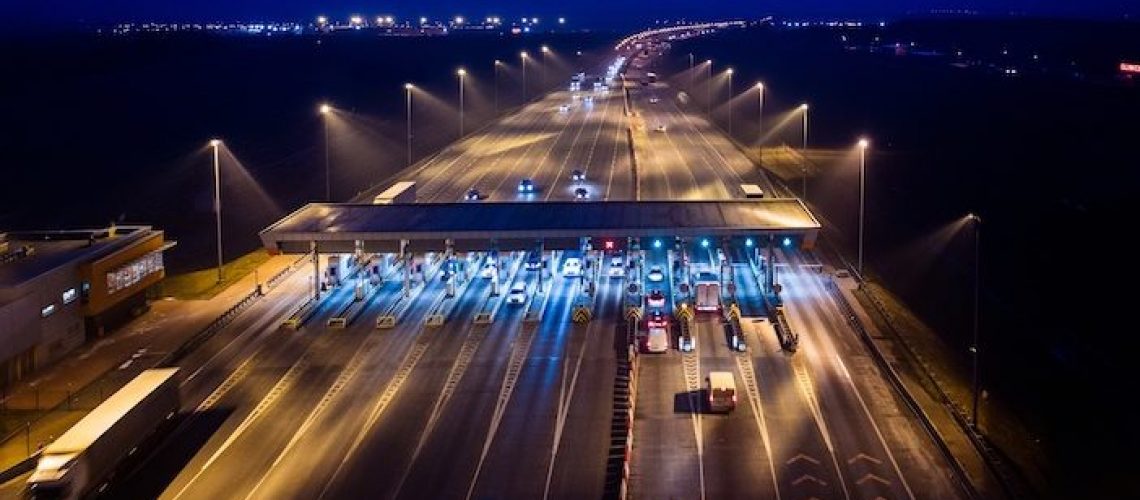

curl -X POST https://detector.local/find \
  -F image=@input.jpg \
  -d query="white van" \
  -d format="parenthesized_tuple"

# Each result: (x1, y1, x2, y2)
(507, 282, 527, 305)
(646, 326, 669, 353)
(707, 371, 737, 413)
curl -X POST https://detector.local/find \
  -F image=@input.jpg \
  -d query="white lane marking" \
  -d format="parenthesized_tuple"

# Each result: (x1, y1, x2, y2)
(734, 355, 782, 500)
(680, 346, 707, 500)
(464, 321, 540, 500)
(170, 347, 315, 500)
(543, 92, 597, 201)
(542, 283, 592, 500)
(832, 351, 916, 500)
(317, 341, 430, 499)
(241, 331, 384, 499)
(790, 354, 852, 500)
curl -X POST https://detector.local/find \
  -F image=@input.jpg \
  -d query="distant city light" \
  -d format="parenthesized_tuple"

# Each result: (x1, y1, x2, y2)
(316, 16, 327, 25)
(531, 17, 539, 24)
(420, 16, 428, 24)
(455, 16, 465, 25)
(385, 16, 394, 24)
(559, 17, 566, 24)
(349, 15, 363, 25)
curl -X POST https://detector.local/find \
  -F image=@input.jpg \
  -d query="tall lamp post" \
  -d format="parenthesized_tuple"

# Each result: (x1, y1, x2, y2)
(520, 51, 529, 102)
(457, 68, 466, 137)
(705, 60, 712, 115)
(800, 103, 809, 201)
(857, 138, 870, 276)
(209, 139, 224, 284)
(319, 103, 331, 200)
(726, 68, 734, 137)
(493, 60, 502, 115)
(404, 83, 414, 166)
(967, 213, 983, 429)
(755, 82, 764, 138)
(541, 45, 550, 90)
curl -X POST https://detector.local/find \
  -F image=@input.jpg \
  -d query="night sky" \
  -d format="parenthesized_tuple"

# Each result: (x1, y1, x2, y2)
(2, 1, 1136, 30)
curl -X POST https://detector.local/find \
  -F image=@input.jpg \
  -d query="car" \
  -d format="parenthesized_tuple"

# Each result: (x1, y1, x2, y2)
(507, 282, 527, 305)
(559, 105, 570, 113)
(647, 265, 664, 282)
(654, 124, 667, 132)
(648, 97, 660, 104)
(570, 169, 586, 182)
(464, 188, 482, 201)
(574, 187, 589, 199)
(584, 96, 594, 104)
(647, 289, 666, 308)
(646, 326, 670, 353)
(525, 251, 542, 271)
(678, 334, 695, 352)
(562, 257, 582, 277)
(479, 261, 498, 279)
(572, 93, 581, 100)
(834, 269, 852, 279)
(608, 256, 625, 278)
(517, 178, 536, 193)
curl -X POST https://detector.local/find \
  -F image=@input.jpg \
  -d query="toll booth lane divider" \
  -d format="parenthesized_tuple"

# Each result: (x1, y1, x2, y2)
(428, 257, 481, 326)
(329, 257, 402, 328)
(377, 258, 444, 329)
(474, 253, 525, 325)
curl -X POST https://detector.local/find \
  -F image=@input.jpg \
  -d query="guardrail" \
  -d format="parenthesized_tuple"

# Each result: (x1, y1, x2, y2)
(824, 277, 983, 499)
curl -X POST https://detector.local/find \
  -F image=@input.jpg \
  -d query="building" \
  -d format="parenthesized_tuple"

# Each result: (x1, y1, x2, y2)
(0, 226, 173, 388)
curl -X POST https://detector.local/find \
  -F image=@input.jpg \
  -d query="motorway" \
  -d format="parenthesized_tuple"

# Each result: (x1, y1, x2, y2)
(31, 34, 968, 500)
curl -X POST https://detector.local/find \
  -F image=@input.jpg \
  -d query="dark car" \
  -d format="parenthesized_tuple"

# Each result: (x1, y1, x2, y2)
(574, 187, 589, 199)
(465, 188, 482, 201)
(571, 169, 586, 182)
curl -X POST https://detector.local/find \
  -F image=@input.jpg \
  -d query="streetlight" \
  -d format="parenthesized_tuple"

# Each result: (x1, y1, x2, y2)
(967, 212, 983, 430)
(755, 82, 765, 164)
(705, 60, 712, 115)
(800, 103, 809, 201)
(493, 60, 502, 115)
(208, 139, 224, 284)
(541, 45, 550, 90)
(726, 68, 734, 137)
(319, 103, 331, 200)
(520, 51, 529, 101)
(857, 138, 870, 276)
(404, 84, 414, 166)
(457, 68, 466, 137)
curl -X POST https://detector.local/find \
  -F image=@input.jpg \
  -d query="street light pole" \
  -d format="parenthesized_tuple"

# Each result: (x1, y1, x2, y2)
(705, 60, 712, 115)
(800, 103, 809, 202)
(858, 138, 870, 276)
(457, 68, 466, 137)
(522, 51, 528, 102)
(541, 45, 550, 90)
(404, 84, 413, 166)
(755, 82, 764, 138)
(209, 139, 224, 284)
(968, 213, 983, 429)
(494, 60, 501, 115)
(726, 68, 734, 137)
(319, 103, 331, 200)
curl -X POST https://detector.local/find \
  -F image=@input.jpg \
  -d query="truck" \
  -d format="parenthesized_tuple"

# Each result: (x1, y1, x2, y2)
(740, 183, 765, 199)
(707, 371, 737, 413)
(325, 255, 343, 288)
(372, 180, 416, 204)
(26, 368, 180, 499)
(694, 271, 721, 312)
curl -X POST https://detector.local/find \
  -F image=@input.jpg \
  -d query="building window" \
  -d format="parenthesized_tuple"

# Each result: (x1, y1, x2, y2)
(62, 288, 78, 304)
(106, 250, 164, 295)
(41, 304, 56, 317)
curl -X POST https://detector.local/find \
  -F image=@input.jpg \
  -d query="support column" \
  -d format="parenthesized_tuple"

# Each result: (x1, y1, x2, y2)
(536, 240, 546, 294)
(354, 240, 366, 300)
(401, 239, 411, 298)
(722, 238, 734, 287)
(582, 237, 595, 297)
(311, 240, 320, 301)
(765, 236, 775, 293)
(445, 239, 456, 297)
(679, 238, 691, 297)
(490, 242, 501, 296)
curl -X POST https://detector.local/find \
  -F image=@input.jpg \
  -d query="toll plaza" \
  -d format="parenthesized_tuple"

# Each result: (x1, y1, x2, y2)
(260, 199, 820, 346)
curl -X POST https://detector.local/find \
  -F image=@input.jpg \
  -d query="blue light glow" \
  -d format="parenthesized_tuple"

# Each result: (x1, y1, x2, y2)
(653, 239, 662, 249)
(700, 239, 709, 248)
(782, 237, 792, 247)
(745, 238, 754, 247)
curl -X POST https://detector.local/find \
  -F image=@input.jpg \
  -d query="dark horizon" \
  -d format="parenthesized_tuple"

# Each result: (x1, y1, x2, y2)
(1, 1, 1137, 32)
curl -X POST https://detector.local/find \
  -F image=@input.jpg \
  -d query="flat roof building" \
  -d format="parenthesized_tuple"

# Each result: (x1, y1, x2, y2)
(0, 226, 173, 389)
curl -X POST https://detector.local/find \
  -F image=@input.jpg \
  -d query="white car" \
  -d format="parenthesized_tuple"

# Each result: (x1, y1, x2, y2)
(608, 256, 625, 278)
(506, 282, 527, 305)
(479, 261, 498, 279)
(648, 97, 660, 104)
(647, 266, 664, 282)
(559, 105, 570, 113)
(654, 124, 667, 132)
(646, 327, 670, 353)
(562, 257, 582, 277)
